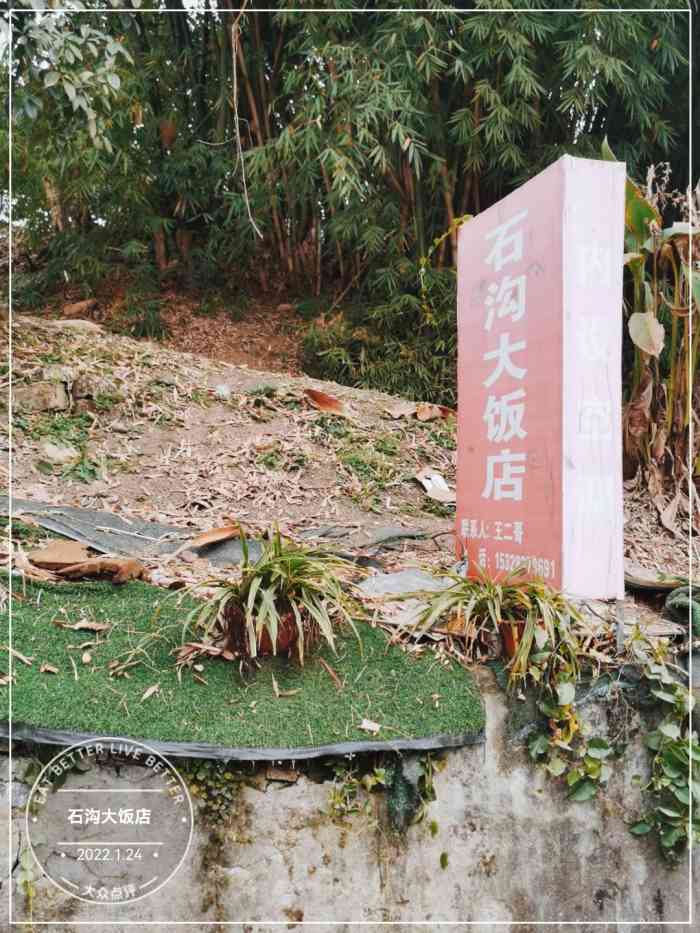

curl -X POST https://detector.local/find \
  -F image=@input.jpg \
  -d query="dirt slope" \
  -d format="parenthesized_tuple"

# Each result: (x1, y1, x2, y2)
(8, 318, 455, 565)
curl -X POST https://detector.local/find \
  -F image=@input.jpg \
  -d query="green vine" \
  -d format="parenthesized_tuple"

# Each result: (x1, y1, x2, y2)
(523, 631, 698, 862)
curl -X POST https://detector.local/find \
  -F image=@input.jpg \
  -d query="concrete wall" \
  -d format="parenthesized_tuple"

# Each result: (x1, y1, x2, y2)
(2, 671, 696, 931)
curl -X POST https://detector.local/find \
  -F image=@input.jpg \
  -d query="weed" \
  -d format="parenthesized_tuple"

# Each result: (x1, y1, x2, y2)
(422, 498, 455, 519)
(247, 384, 278, 399)
(63, 456, 101, 484)
(255, 441, 308, 473)
(126, 292, 169, 340)
(375, 433, 401, 457)
(425, 422, 457, 451)
(93, 393, 120, 412)
(257, 449, 283, 471)
(339, 447, 394, 486)
(311, 414, 353, 444)
(195, 295, 221, 318)
(28, 413, 92, 447)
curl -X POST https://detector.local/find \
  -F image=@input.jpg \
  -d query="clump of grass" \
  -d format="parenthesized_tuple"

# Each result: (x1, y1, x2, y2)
(339, 446, 395, 485)
(410, 567, 581, 685)
(26, 412, 101, 484)
(126, 293, 169, 340)
(247, 384, 278, 399)
(425, 422, 456, 451)
(310, 414, 355, 445)
(28, 412, 92, 447)
(256, 444, 308, 473)
(421, 499, 455, 519)
(375, 433, 401, 457)
(182, 528, 361, 665)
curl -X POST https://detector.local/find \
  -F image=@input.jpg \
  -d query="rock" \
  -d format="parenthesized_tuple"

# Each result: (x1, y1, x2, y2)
(41, 364, 74, 385)
(38, 440, 80, 466)
(61, 298, 97, 317)
(13, 381, 70, 412)
(20, 316, 104, 335)
(55, 319, 104, 333)
(73, 374, 120, 400)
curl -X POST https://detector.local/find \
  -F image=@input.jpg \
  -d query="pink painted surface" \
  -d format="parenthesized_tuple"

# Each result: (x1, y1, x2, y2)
(456, 156, 624, 599)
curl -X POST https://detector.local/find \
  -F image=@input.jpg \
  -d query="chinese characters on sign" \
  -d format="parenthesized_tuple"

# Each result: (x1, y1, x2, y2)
(457, 156, 625, 598)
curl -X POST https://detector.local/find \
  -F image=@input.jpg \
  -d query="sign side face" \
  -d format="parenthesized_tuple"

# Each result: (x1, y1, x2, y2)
(456, 158, 565, 587)
(561, 156, 626, 599)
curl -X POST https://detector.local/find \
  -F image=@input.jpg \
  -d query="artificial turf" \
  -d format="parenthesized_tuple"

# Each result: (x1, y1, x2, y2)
(5, 577, 485, 751)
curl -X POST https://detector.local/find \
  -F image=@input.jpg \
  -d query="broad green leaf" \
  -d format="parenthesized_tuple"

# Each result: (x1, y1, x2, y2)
(566, 767, 584, 786)
(586, 738, 613, 760)
(545, 755, 567, 777)
(583, 756, 601, 778)
(600, 137, 661, 246)
(629, 820, 653, 835)
(568, 779, 598, 802)
(660, 827, 684, 848)
(108, 72, 121, 91)
(651, 688, 678, 704)
(655, 805, 682, 818)
(43, 71, 60, 88)
(528, 733, 549, 759)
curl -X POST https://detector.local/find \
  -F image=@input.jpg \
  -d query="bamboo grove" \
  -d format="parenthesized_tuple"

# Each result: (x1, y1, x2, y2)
(3, 1, 697, 489)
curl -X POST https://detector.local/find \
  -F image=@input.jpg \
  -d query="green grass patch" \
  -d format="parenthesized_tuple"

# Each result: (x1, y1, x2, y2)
(8, 578, 484, 751)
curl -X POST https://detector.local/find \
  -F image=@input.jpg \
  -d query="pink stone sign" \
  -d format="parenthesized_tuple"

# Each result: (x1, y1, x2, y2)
(456, 155, 625, 599)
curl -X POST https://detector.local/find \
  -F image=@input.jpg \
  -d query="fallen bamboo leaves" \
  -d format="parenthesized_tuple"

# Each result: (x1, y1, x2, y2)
(383, 400, 455, 421)
(304, 387, 349, 417)
(53, 618, 111, 633)
(140, 683, 160, 702)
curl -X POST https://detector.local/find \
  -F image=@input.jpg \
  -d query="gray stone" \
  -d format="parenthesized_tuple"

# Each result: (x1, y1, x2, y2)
(41, 365, 74, 385)
(358, 568, 450, 597)
(37, 440, 80, 465)
(73, 374, 121, 401)
(13, 381, 70, 412)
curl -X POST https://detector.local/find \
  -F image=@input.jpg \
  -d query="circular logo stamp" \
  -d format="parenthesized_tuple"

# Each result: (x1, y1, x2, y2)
(25, 737, 193, 905)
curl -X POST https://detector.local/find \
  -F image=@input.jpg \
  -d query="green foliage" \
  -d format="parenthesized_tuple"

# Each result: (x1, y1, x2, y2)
(602, 140, 696, 476)
(7, 6, 690, 312)
(514, 622, 696, 866)
(303, 262, 458, 406)
(125, 291, 169, 341)
(182, 760, 243, 831)
(630, 645, 699, 863)
(411, 566, 581, 684)
(183, 528, 361, 664)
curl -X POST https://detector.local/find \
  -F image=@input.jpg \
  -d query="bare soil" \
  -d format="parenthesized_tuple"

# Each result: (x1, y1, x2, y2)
(5, 311, 692, 588)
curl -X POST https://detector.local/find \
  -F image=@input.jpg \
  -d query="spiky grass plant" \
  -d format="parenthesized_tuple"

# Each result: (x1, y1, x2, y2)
(182, 528, 361, 665)
(411, 567, 582, 686)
